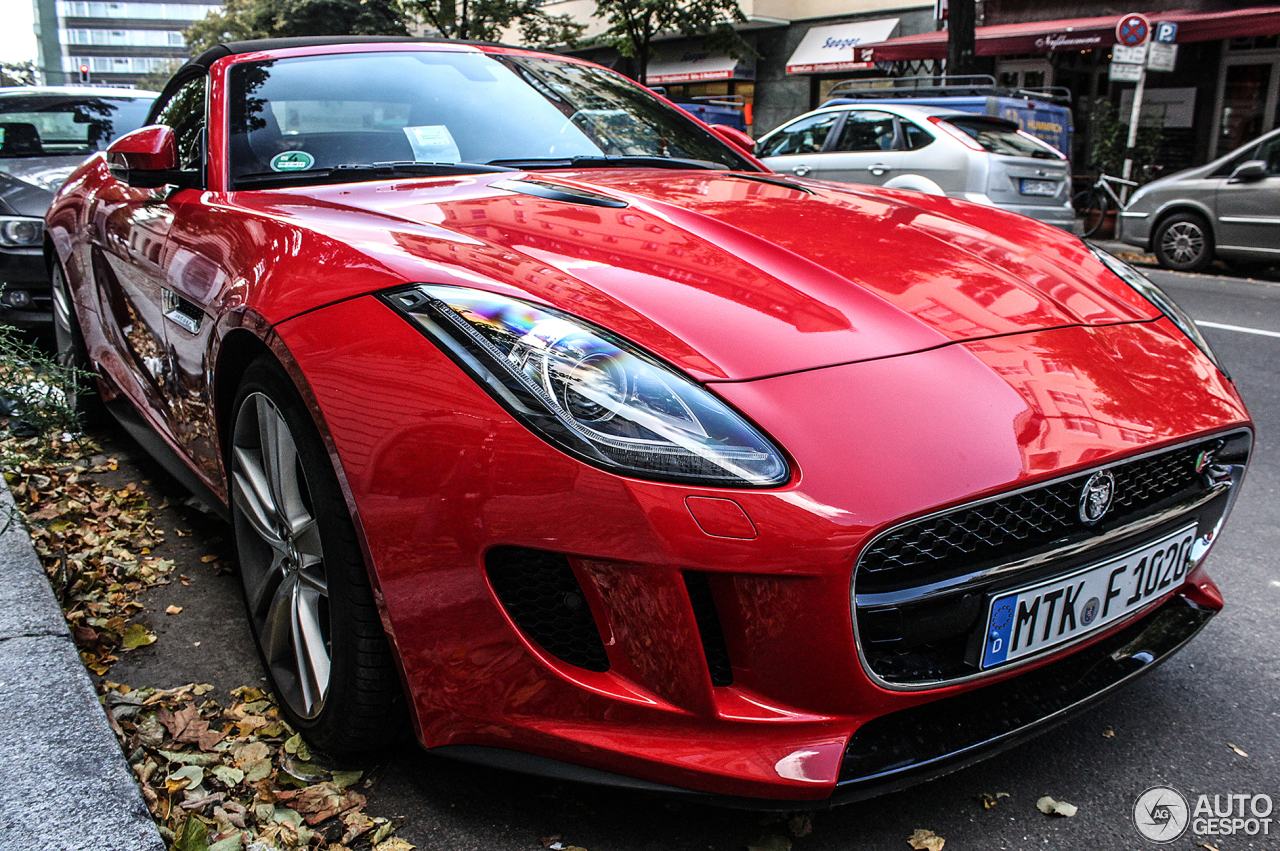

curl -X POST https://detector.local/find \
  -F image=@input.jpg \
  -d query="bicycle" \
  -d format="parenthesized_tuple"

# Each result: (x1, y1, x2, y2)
(1072, 172, 1138, 239)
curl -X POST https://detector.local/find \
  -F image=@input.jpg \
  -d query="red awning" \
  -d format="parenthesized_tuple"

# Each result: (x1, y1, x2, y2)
(862, 6, 1280, 62)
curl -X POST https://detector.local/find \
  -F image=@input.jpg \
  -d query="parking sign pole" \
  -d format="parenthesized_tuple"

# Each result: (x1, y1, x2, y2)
(1116, 13, 1152, 203)
(1121, 68, 1145, 199)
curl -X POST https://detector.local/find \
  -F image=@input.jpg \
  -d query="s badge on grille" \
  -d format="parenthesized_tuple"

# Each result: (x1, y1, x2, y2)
(1078, 470, 1115, 525)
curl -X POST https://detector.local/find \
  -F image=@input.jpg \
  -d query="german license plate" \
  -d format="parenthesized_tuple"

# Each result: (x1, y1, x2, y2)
(1019, 178, 1059, 196)
(980, 525, 1198, 669)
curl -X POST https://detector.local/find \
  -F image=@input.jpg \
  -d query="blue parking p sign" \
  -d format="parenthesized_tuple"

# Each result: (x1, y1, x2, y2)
(1155, 21, 1178, 43)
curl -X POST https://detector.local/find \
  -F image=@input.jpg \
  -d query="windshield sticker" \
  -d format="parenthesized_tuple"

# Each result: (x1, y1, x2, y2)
(270, 151, 315, 172)
(403, 125, 461, 164)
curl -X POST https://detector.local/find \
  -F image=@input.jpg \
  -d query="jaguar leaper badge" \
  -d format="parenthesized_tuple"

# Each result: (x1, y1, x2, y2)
(1078, 470, 1116, 525)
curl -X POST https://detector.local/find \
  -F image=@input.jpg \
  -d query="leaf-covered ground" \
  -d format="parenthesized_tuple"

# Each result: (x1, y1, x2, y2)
(2, 426, 413, 851)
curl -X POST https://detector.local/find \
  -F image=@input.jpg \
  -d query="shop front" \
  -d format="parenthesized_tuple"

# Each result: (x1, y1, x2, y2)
(855, 6, 1280, 169)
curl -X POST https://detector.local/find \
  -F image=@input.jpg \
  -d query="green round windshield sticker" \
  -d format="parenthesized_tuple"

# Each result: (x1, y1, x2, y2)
(270, 151, 315, 172)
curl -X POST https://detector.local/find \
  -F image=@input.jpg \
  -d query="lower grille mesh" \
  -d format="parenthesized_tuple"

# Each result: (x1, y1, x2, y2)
(487, 547, 609, 672)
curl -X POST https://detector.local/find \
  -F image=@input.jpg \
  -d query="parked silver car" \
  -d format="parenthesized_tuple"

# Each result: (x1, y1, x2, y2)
(756, 103, 1073, 229)
(1119, 127, 1280, 272)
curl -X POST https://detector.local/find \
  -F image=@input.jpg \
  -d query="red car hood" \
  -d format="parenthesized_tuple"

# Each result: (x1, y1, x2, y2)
(250, 170, 1158, 382)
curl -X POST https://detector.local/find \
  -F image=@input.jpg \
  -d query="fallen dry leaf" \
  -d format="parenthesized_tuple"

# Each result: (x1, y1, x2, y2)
(1102, 729, 1115, 738)
(1036, 796, 1078, 817)
(1196, 842, 1223, 851)
(157, 704, 224, 751)
(1228, 743, 1248, 757)
(375, 840, 416, 851)
(121, 623, 155, 649)
(165, 605, 183, 615)
(908, 828, 945, 850)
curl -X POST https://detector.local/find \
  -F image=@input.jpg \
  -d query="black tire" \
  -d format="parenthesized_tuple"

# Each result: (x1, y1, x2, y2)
(50, 263, 107, 428)
(1072, 189, 1109, 239)
(230, 355, 406, 757)
(1153, 212, 1215, 272)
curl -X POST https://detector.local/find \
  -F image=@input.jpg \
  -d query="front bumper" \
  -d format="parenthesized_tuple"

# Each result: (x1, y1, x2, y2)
(276, 296, 1251, 801)
(1118, 209, 1153, 249)
(0, 248, 53, 325)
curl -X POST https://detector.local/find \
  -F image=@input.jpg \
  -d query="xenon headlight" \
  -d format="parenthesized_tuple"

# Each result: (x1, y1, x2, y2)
(1090, 246, 1226, 376)
(0, 217, 44, 248)
(383, 285, 790, 487)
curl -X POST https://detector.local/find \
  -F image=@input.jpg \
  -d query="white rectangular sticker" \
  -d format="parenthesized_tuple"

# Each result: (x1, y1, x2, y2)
(403, 124, 461, 164)
(981, 525, 1198, 669)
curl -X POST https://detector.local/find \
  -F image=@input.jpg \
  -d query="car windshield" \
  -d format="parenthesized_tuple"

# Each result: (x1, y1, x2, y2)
(941, 115, 1062, 160)
(0, 94, 154, 158)
(227, 51, 754, 187)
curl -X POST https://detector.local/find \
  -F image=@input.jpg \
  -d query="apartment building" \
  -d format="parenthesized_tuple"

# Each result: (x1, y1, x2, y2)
(32, 0, 222, 86)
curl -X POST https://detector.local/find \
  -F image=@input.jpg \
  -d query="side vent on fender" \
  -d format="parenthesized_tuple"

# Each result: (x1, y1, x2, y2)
(684, 571, 734, 686)
(486, 547, 610, 672)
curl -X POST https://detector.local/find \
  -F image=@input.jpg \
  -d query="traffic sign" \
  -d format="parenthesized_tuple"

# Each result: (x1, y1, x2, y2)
(1116, 13, 1151, 46)
(1147, 41, 1178, 72)
(1154, 21, 1178, 43)
(1112, 44, 1147, 64)
(1109, 61, 1144, 82)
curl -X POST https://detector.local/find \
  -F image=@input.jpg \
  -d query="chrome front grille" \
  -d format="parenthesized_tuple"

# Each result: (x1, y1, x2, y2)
(853, 431, 1250, 687)
(859, 443, 1206, 591)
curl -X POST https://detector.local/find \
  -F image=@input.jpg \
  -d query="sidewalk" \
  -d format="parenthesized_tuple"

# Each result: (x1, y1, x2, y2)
(0, 487, 164, 851)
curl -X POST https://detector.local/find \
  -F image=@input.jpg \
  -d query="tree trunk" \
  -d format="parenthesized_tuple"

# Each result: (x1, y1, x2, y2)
(946, 0, 977, 77)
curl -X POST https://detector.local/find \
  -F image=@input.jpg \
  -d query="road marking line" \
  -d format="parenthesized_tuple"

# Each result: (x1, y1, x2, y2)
(1195, 320, 1280, 339)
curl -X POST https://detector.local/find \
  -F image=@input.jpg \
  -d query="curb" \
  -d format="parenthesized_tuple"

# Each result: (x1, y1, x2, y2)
(0, 486, 165, 851)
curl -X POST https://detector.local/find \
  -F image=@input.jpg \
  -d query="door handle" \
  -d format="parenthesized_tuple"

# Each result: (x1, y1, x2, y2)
(792, 165, 811, 177)
(870, 164, 889, 176)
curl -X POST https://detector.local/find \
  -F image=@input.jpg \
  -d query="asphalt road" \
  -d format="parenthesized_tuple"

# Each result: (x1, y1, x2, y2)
(95, 263, 1280, 851)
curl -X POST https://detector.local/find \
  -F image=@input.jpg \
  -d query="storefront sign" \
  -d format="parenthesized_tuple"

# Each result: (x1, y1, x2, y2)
(1033, 32, 1104, 51)
(786, 18, 901, 74)
(1120, 87, 1196, 127)
(646, 52, 753, 84)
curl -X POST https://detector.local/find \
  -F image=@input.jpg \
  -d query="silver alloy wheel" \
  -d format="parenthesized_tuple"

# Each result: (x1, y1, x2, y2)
(1160, 221, 1207, 265)
(51, 268, 76, 369)
(232, 392, 331, 719)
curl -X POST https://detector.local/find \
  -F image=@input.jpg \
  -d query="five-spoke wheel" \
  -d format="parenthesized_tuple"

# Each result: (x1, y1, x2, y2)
(231, 357, 405, 753)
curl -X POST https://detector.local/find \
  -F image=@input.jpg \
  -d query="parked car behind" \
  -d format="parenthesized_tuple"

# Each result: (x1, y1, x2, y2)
(1119, 126, 1280, 272)
(0, 86, 155, 324)
(756, 102, 1074, 230)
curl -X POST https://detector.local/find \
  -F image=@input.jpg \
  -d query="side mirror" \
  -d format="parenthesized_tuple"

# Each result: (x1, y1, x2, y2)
(106, 126, 191, 189)
(709, 124, 756, 157)
(1229, 159, 1268, 182)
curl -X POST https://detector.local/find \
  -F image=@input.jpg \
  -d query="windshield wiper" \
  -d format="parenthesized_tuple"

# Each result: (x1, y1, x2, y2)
(488, 155, 724, 171)
(234, 161, 515, 189)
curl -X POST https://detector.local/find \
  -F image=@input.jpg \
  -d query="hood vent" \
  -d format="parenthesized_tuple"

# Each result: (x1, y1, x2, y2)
(492, 178, 629, 208)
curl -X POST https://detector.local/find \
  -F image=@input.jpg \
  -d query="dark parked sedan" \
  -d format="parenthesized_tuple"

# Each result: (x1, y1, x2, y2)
(1, 86, 154, 324)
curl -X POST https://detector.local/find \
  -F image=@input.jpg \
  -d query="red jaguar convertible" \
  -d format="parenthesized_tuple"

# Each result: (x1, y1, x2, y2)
(45, 37, 1252, 804)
